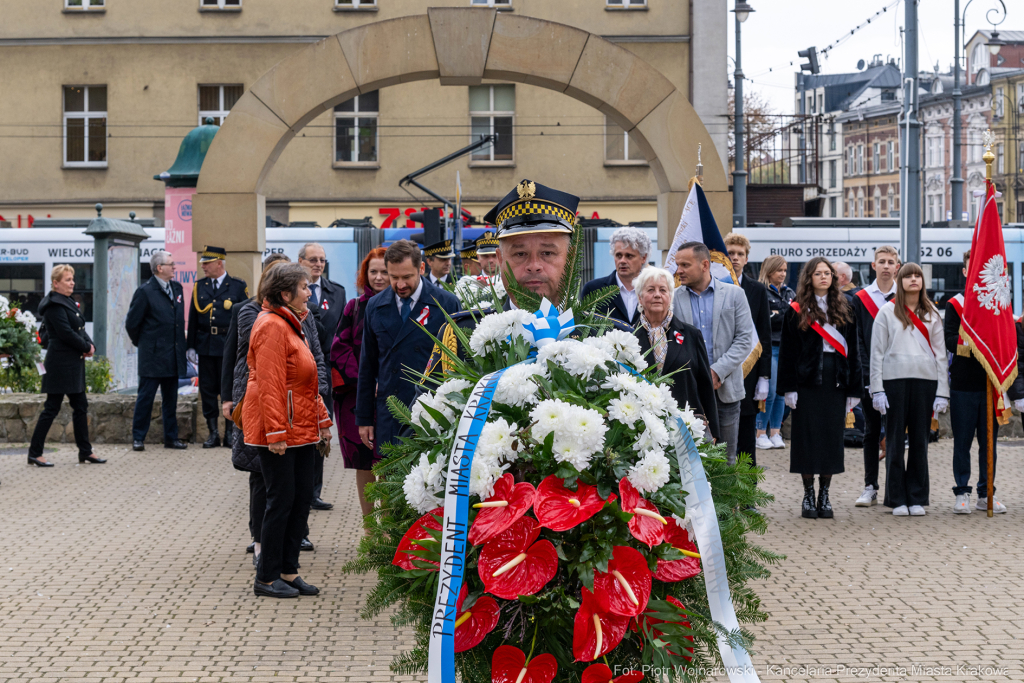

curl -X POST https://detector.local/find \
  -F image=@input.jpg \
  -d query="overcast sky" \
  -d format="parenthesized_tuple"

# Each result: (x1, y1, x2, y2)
(726, 0, 1013, 114)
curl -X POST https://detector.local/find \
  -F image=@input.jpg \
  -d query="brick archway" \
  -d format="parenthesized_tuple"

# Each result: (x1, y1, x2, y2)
(193, 8, 729, 283)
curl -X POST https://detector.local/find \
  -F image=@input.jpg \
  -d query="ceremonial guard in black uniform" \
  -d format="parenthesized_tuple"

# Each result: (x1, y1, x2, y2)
(423, 239, 455, 286)
(187, 246, 249, 448)
(460, 239, 481, 277)
(475, 230, 501, 276)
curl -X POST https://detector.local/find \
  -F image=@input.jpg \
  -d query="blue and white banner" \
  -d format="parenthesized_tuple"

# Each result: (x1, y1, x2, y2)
(673, 421, 761, 683)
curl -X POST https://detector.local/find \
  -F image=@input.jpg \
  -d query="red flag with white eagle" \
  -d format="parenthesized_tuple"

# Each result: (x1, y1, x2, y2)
(959, 181, 1018, 392)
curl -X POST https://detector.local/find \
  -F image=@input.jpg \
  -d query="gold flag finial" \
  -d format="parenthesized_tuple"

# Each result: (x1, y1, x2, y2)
(983, 129, 995, 181)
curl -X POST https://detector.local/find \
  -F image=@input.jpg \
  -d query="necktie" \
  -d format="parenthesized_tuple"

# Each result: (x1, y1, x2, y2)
(163, 281, 173, 300)
(400, 296, 412, 322)
(310, 283, 319, 305)
(211, 278, 219, 295)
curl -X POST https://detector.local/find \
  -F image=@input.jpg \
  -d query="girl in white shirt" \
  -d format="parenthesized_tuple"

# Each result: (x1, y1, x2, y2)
(870, 263, 949, 517)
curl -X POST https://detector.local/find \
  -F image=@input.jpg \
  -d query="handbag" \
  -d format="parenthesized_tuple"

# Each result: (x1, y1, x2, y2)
(231, 396, 245, 431)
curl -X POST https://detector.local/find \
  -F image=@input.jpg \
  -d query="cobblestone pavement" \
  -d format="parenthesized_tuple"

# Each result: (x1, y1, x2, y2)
(2, 435, 1023, 683)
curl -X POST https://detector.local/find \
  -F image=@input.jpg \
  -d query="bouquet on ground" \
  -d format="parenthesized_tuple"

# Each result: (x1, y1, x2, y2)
(346, 234, 777, 683)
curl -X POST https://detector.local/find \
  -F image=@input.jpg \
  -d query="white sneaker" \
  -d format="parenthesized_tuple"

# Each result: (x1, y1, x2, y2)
(909, 505, 926, 516)
(855, 485, 877, 507)
(892, 505, 909, 516)
(953, 494, 972, 514)
(755, 435, 773, 450)
(769, 433, 785, 449)
(976, 497, 1007, 513)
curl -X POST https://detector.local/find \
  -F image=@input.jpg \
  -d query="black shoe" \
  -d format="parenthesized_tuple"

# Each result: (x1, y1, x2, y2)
(283, 576, 319, 596)
(801, 484, 818, 519)
(27, 456, 54, 468)
(202, 420, 220, 449)
(310, 497, 334, 511)
(79, 454, 107, 464)
(223, 425, 234, 448)
(132, 441, 145, 451)
(164, 440, 188, 450)
(300, 538, 314, 552)
(246, 542, 255, 554)
(253, 578, 299, 599)
(817, 484, 833, 519)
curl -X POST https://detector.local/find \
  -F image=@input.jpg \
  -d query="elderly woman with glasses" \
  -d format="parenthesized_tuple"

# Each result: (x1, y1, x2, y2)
(632, 266, 720, 442)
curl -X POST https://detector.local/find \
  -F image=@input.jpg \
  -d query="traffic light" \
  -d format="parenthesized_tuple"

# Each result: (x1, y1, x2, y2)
(409, 208, 442, 244)
(798, 47, 819, 75)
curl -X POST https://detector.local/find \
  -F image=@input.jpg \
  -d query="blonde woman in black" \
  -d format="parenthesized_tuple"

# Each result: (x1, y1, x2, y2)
(777, 257, 863, 518)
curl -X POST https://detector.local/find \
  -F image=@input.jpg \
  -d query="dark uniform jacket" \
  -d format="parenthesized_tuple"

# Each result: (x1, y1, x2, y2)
(849, 283, 895, 393)
(307, 277, 347, 352)
(766, 283, 795, 345)
(187, 274, 248, 357)
(738, 275, 772, 417)
(580, 271, 641, 328)
(635, 318, 721, 443)
(1009, 319, 1024, 402)
(126, 277, 187, 379)
(944, 300, 990, 393)
(777, 305, 862, 397)
(38, 292, 93, 395)
(356, 278, 461, 450)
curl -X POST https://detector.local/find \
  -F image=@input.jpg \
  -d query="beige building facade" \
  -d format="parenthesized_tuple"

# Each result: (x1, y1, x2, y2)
(0, 0, 726, 229)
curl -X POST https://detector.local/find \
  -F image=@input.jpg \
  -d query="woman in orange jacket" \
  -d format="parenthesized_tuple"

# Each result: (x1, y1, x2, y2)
(243, 263, 332, 599)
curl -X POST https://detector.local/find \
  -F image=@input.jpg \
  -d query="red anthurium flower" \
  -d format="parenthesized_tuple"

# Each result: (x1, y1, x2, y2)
(573, 587, 630, 662)
(593, 545, 653, 617)
(478, 516, 557, 599)
(653, 518, 701, 583)
(638, 596, 694, 661)
(391, 507, 443, 571)
(491, 645, 558, 683)
(618, 477, 668, 548)
(468, 473, 536, 546)
(534, 475, 616, 532)
(581, 662, 645, 683)
(453, 583, 500, 653)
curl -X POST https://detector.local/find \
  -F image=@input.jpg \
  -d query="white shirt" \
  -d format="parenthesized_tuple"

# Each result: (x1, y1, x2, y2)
(616, 272, 638, 322)
(866, 279, 895, 298)
(815, 295, 836, 353)
(395, 278, 424, 311)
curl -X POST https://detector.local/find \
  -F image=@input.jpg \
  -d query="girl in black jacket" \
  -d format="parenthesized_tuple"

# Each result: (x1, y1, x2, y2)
(777, 257, 862, 519)
(755, 255, 795, 448)
(27, 265, 103, 466)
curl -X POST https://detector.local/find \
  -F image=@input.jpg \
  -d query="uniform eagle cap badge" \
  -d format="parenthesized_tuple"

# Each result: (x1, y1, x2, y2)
(517, 180, 536, 200)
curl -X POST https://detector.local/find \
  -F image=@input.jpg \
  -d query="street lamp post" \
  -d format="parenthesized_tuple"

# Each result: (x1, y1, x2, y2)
(732, 1, 754, 228)
(952, 0, 1007, 225)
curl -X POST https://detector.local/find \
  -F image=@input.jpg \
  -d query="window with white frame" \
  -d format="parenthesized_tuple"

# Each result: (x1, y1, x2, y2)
(887, 140, 894, 171)
(998, 143, 1005, 174)
(857, 145, 864, 175)
(873, 142, 880, 172)
(605, 117, 645, 163)
(829, 159, 836, 188)
(198, 85, 243, 126)
(200, 0, 241, 9)
(857, 196, 864, 217)
(887, 188, 894, 216)
(470, 85, 514, 162)
(65, 0, 104, 9)
(606, 0, 647, 7)
(829, 124, 836, 151)
(995, 87, 1004, 117)
(335, 0, 376, 8)
(334, 90, 379, 164)
(63, 85, 107, 167)
(829, 197, 837, 218)
(874, 190, 882, 218)
(470, 0, 511, 6)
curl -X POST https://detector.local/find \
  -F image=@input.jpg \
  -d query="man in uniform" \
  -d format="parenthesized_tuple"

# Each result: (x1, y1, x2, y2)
(460, 239, 481, 277)
(475, 230, 501, 276)
(423, 239, 454, 285)
(187, 246, 248, 449)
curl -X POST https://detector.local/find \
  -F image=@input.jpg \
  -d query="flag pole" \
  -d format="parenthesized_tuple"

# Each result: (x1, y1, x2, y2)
(983, 138, 996, 518)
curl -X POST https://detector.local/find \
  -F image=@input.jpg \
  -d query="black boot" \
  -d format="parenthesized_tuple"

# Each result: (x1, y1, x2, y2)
(802, 484, 818, 519)
(223, 422, 234, 448)
(202, 419, 220, 449)
(817, 484, 833, 519)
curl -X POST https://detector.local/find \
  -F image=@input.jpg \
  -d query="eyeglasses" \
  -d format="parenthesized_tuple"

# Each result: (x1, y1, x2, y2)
(303, 258, 327, 264)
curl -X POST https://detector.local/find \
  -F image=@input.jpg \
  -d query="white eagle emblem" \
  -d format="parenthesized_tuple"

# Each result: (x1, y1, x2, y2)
(972, 254, 1012, 314)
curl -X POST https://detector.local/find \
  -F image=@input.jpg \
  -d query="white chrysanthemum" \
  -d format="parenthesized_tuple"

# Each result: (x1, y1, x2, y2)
(410, 393, 451, 430)
(635, 410, 670, 451)
(532, 400, 607, 471)
(606, 395, 641, 426)
(403, 453, 446, 514)
(15, 309, 37, 330)
(468, 309, 533, 356)
(531, 398, 566, 439)
(477, 417, 521, 464)
(494, 363, 545, 407)
(601, 372, 641, 395)
(627, 448, 672, 494)
(680, 403, 706, 445)
(632, 382, 667, 416)
(583, 330, 648, 371)
(0, 295, 9, 316)
(437, 377, 472, 402)
(562, 343, 614, 380)
(657, 383, 681, 417)
(469, 456, 508, 499)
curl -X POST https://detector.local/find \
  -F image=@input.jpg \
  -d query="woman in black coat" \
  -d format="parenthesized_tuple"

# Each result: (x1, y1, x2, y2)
(777, 257, 862, 519)
(27, 265, 103, 466)
(633, 267, 720, 443)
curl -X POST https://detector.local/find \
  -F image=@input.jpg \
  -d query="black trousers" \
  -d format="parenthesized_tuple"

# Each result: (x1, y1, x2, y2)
(861, 388, 884, 490)
(249, 470, 267, 542)
(132, 376, 178, 442)
(738, 412, 757, 467)
(882, 378, 937, 508)
(257, 444, 315, 583)
(28, 392, 91, 458)
(313, 453, 325, 499)
(198, 354, 225, 423)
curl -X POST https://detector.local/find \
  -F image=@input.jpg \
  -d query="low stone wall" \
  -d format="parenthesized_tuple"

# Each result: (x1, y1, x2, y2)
(0, 393, 214, 444)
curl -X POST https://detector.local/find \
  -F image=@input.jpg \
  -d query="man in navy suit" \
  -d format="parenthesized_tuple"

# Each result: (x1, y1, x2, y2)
(356, 240, 461, 452)
(580, 226, 650, 328)
(126, 250, 189, 451)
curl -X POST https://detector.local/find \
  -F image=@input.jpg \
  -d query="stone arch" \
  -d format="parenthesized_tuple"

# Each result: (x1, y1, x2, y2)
(193, 9, 729, 282)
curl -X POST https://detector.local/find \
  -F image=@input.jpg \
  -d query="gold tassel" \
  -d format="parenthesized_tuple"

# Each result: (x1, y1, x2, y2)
(845, 411, 855, 429)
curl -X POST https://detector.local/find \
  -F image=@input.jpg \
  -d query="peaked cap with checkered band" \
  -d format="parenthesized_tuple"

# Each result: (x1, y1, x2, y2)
(484, 179, 579, 238)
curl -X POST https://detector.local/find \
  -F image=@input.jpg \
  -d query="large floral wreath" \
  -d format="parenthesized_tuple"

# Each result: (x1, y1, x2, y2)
(345, 233, 779, 683)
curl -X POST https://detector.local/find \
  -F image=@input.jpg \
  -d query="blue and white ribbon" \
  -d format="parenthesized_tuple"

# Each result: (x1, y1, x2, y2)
(519, 297, 575, 349)
(673, 421, 761, 683)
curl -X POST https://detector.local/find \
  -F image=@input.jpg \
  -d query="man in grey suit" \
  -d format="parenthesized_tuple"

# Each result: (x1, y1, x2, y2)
(672, 241, 754, 464)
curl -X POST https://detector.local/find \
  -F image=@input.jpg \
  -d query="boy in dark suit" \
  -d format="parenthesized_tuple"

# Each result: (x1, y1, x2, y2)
(356, 240, 461, 452)
(126, 250, 188, 451)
